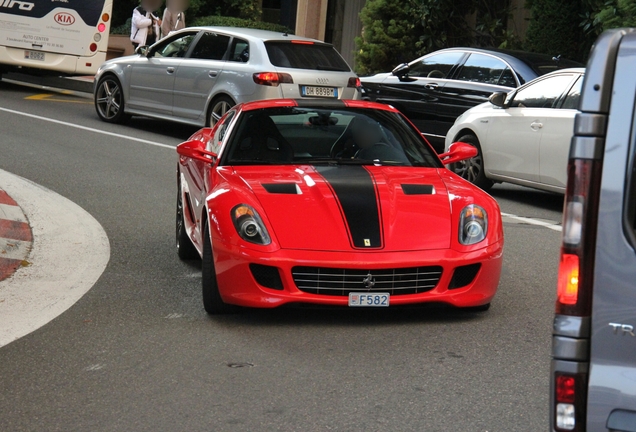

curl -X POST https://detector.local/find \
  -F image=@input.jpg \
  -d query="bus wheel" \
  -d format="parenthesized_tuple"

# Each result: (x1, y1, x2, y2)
(95, 76, 129, 124)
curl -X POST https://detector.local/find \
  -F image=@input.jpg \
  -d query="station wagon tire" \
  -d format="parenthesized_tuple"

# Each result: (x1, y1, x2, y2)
(95, 75, 129, 124)
(176, 188, 198, 260)
(208, 96, 234, 127)
(451, 134, 493, 191)
(202, 224, 237, 314)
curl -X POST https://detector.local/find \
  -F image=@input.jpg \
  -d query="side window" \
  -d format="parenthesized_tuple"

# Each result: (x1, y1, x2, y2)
(456, 53, 510, 85)
(408, 52, 464, 79)
(189, 32, 231, 60)
(208, 111, 235, 154)
(498, 68, 518, 87)
(152, 33, 197, 58)
(510, 74, 575, 109)
(229, 38, 249, 62)
(561, 76, 583, 110)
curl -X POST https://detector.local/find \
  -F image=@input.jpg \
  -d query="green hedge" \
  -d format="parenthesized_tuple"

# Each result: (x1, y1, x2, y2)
(191, 15, 293, 34)
(110, 16, 293, 37)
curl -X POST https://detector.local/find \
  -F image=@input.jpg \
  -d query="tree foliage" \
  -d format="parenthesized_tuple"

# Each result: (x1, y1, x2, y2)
(525, 0, 593, 62)
(594, 0, 636, 31)
(355, 0, 524, 75)
(354, 0, 422, 76)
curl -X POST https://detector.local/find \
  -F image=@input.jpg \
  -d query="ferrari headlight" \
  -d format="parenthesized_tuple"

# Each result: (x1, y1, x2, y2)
(459, 204, 487, 245)
(231, 204, 271, 245)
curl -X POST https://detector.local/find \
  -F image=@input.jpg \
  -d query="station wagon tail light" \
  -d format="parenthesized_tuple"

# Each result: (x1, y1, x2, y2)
(554, 373, 587, 431)
(348, 77, 361, 88)
(291, 40, 314, 44)
(231, 204, 271, 245)
(253, 72, 294, 87)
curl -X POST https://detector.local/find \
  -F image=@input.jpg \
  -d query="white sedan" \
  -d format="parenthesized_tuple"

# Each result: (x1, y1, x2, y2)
(444, 68, 585, 193)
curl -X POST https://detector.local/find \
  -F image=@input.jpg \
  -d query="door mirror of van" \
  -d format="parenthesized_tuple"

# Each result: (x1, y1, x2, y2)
(489, 92, 507, 108)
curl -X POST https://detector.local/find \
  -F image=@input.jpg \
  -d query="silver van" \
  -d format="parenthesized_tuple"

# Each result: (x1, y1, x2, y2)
(551, 28, 636, 431)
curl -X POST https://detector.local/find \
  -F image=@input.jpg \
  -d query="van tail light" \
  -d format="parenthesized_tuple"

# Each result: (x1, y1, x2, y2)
(554, 373, 587, 431)
(556, 159, 602, 316)
(253, 72, 294, 87)
(348, 77, 361, 88)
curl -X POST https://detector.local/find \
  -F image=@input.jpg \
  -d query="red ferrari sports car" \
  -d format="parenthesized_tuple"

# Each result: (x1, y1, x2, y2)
(176, 99, 503, 314)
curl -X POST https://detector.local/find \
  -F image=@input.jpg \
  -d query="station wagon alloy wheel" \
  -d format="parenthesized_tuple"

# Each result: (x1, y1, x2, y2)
(95, 76, 127, 123)
(209, 96, 234, 127)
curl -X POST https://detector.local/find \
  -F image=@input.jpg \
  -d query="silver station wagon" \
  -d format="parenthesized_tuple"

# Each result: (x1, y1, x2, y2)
(94, 27, 360, 126)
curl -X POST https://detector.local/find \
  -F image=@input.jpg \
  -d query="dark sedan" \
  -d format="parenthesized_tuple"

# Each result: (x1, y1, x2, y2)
(360, 47, 582, 152)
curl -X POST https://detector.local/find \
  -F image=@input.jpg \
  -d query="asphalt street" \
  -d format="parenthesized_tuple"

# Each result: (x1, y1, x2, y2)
(0, 79, 564, 431)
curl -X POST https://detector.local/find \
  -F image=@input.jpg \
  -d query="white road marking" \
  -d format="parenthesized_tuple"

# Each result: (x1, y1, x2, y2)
(0, 107, 176, 150)
(0, 202, 28, 222)
(0, 169, 111, 348)
(85, 364, 106, 371)
(0, 238, 31, 261)
(501, 212, 562, 232)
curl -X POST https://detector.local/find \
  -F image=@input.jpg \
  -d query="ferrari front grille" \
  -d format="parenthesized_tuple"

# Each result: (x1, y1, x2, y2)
(292, 266, 443, 296)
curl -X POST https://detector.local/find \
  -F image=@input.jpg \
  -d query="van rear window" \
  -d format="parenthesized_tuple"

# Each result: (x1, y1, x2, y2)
(264, 41, 350, 71)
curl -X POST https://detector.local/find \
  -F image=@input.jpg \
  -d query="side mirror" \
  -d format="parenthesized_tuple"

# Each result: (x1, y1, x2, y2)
(489, 92, 507, 108)
(176, 140, 218, 164)
(391, 63, 410, 78)
(438, 142, 478, 165)
(135, 45, 149, 56)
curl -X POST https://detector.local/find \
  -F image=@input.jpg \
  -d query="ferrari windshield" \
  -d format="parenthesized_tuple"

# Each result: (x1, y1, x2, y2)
(222, 107, 441, 167)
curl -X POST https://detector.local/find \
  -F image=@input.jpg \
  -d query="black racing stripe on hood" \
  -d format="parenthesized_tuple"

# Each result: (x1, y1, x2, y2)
(314, 165, 382, 248)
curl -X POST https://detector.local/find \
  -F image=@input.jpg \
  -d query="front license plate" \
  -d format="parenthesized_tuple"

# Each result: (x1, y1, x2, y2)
(25, 51, 45, 61)
(348, 292, 390, 307)
(302, 85, 337, 98)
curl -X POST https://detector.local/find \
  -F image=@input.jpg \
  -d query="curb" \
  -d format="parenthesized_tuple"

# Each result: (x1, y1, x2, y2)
(0, 169, 110, 347)
(0, 189, 33, 281)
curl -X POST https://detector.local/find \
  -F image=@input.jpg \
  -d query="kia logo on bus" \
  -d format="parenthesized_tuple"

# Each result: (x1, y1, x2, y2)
(54, 12, 75, 26)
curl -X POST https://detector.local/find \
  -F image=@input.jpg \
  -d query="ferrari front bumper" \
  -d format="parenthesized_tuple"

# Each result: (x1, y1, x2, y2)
(211, 238, 504, 309)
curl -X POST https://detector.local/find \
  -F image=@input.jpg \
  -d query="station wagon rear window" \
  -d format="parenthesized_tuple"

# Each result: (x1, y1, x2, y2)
(264, 41, 350, 71)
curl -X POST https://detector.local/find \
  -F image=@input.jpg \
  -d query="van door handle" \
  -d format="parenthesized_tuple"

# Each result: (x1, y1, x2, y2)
(208, 71, 218, 78)
(166, 67, 175, 74)
(425, 83, 438, 90)
(530, 121, 543, 130)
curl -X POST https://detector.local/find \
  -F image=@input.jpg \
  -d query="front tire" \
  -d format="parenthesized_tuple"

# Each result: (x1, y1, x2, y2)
(207, 96, 234, 127)
(176, 188, 198, 260)
(451, 134, 493, 191)
(95, 75, 129, 124)
(202, 224, 237, 314)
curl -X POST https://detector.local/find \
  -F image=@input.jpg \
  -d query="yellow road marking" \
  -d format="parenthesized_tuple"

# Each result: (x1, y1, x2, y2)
(25, 93, 91, 104)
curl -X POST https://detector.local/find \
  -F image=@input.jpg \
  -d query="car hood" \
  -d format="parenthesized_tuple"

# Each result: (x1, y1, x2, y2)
(360, 73, 392, 84)
(233, 165, 452, 252)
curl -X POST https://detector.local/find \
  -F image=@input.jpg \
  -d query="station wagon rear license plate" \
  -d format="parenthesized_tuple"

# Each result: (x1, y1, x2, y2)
(25, 51, 45, 61)
(302, 86, 337, 98)
(348, 293, 390, 307)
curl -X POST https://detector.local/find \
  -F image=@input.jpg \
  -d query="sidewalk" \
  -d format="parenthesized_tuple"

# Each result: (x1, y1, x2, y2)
(0, 189, 32, 281)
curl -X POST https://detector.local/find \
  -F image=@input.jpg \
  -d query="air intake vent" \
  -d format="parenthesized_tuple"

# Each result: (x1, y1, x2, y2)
(449, 263, 481, 289)
(250, 264, 284, 290)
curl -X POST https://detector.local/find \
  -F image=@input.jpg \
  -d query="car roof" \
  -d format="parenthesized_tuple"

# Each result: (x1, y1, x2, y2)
(237, 99, 400, 113)
(179, 26, 328, 45)
(431, 47, 584, 83)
